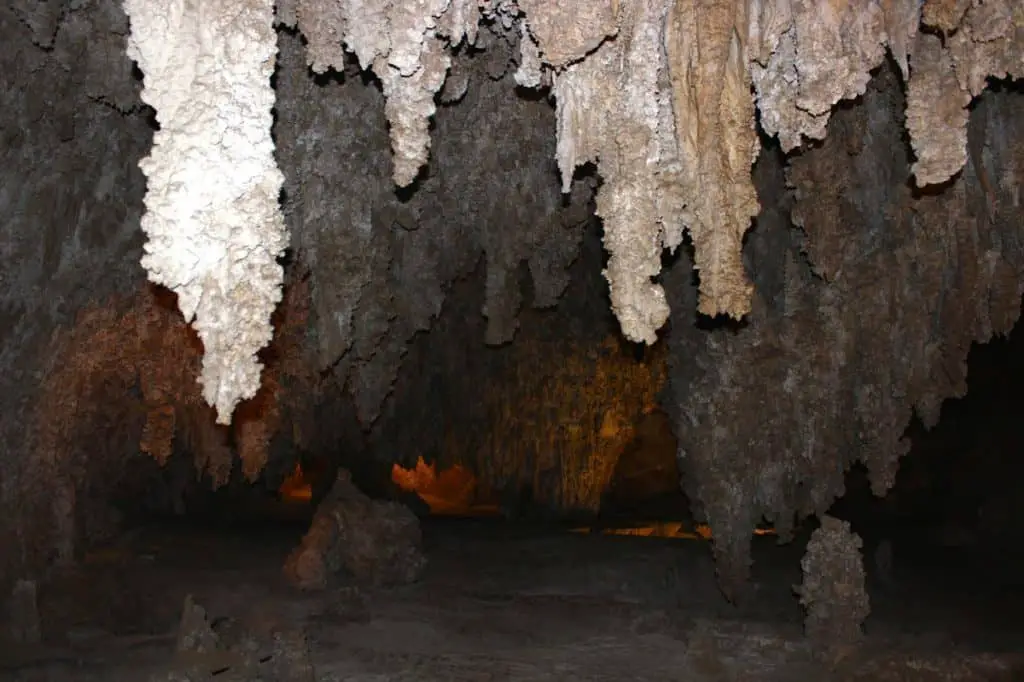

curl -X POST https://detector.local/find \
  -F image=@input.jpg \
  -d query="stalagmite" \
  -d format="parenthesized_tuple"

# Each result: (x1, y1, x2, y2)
(795, 516, 870, 664)
(6, 0, 1024, 616)
(123, 0, 288, 424)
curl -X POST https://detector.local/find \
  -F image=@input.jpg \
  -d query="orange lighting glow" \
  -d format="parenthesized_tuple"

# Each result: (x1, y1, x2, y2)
(569, 523, 776, 541)
(391, 456, 499, 516)
(279, 462, 313, 502)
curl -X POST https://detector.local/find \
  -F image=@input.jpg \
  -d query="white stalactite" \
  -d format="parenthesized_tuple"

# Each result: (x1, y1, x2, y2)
(121, 0, 1024, 420)
(124, 0, 288, 424)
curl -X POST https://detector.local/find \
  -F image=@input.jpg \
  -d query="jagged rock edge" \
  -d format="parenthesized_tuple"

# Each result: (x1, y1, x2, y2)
(286, 1, 1022, 355)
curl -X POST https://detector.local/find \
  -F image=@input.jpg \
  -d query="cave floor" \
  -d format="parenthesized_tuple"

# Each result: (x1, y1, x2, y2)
(2, 515, 1022, 681)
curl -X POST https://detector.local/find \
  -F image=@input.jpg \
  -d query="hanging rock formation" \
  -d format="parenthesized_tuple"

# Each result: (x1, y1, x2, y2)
(273, 21, 594, 425)
(123, 0, 289, 424)
(116, 0, 1024, 422)
(664, 66, 1024, 599)
(1, 0, 1024, 606)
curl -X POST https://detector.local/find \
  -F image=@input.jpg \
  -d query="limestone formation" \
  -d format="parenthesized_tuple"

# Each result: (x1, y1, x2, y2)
(283, 470, 426, 589)
(108, 0, 1023, 426)
(2, 0, 1024, 609)
(273, 23, 593, 424)
(664, 64, 1024, 600)
(795, 516, 870, 664)
(123, 0, 289, 424)
(270, 0, 1022, 351)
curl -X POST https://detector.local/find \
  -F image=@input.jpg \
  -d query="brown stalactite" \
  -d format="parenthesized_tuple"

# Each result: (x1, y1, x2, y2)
(664, 64, 1024, 601)
(2, 0, 1024, 610)
(665, 0, 760, 321)
(273, 24, 593, 426)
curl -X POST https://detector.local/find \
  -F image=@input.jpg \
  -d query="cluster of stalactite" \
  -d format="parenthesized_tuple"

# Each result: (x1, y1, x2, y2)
(369, 225, 666, 516)
(273, 25, 594, 428)
(263, 0, 1022, 391)
(662, 67, 1024, 600)
(20, 273, 315, 572)
(5, 0, 1024, 602)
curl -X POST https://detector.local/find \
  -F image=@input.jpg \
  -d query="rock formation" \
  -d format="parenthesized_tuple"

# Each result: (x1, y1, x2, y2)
(138, 0, 1021, 388)
(665, 64, 1024, 599)
(795, 516, 871, 664)
(0, 0, 1023, 608)
(123, 0, 289, 424)
(283, 470, 426, 589)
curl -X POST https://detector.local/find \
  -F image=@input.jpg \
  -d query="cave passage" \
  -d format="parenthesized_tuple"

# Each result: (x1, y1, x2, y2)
(11, 130, 1024, 682)
(6, 3, 1024, 677)
(828, 295, 1024, 642)
(15, 276, 1024, 681)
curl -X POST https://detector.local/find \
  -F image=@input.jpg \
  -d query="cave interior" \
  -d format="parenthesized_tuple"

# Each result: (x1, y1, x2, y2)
(2, 1, 1024, 680)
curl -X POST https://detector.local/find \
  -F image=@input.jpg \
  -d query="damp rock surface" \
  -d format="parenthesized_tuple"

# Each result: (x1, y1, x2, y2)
(284, 470, 426, 590)
(795, 516, 871, 665)
(3, 519, 1019, 681)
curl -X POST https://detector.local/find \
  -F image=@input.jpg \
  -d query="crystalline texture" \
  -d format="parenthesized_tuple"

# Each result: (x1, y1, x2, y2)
(124, 0, 288, 424)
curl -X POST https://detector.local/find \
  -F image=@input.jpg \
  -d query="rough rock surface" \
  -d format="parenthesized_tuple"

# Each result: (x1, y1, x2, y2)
(9, 1, 1018, 443)
(273, 25, 592, 425)
(0, 0, 151, 588)
(748, 0, 918, 152)
(151, 595, 316, 681)
(4, 0, 1024, 614)
(21, 277, 313, 573)
(124, 0, 289, 424)
(910, 0, 1024, 185)
(663, 64, 1024, 600)
(795, 516, 870, 664)
(273, 0, 1022, 349)
(283, 470, 426, 589)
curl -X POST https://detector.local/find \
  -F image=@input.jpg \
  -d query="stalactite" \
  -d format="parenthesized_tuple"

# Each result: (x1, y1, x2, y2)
(117, 0, 1024, 429)
(273, 25, 593, 426)
(123, 0, 288, 424)
(270, 0, 1021, 370)
(664, 66, 1024, 601)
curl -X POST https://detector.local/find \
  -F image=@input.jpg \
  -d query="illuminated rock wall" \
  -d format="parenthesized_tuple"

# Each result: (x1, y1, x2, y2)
(0, 1, 152, 586)
(3, 0, 1024, 603)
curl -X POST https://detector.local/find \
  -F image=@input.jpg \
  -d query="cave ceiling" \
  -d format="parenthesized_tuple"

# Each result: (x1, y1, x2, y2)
(116, 0, 1023, 422)
(1, 0, 1023, 598)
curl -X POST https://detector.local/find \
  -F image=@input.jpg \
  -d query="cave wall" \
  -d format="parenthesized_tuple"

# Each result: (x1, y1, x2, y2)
(0, 7, 608, 587)
(3, 0, 1024, 607)
(0, 2, 152, 586)
(843, 322, 1024, 546)
(372, 223, 667, 516)
(663, 65, 1024, 599)
(273, 23, 594, 429)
